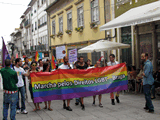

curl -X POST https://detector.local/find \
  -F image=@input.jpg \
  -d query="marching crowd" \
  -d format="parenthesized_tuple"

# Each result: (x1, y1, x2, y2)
(0, 53, 156, 120)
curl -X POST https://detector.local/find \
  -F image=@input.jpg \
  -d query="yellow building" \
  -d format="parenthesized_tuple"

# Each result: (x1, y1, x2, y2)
(46, 0, 110, 64)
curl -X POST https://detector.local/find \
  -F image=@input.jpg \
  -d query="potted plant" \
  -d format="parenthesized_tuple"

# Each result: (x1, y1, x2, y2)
(57, 32, 63, 37)
(50, 34, 55, 39)
(75, 26, 83, 32)
(90, 22, 98, 29)
(65, 30, 72, 35)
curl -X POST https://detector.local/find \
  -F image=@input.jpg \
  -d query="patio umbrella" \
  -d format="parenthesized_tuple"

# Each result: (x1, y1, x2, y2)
(78, 40, 130, 53)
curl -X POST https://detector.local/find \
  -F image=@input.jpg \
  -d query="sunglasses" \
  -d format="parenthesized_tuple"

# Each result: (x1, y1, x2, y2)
(32, 64, 37, 66)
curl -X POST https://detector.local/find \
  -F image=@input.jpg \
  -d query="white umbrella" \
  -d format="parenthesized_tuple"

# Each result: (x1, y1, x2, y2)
(78, 40, 130, 53)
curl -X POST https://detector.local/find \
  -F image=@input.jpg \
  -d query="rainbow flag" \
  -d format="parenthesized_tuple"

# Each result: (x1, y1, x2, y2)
(51, 55, 56, 70)
(35, 51, 39, 62)
(31, 63, 128, 103)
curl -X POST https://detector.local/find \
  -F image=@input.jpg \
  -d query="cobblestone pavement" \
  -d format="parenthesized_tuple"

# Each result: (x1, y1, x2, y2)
(0, 90, 160, 120)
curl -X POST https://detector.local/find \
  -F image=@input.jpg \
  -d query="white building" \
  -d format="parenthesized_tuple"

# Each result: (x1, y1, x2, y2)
(20, 7, 32, 57)
(28, 0, 49, 58)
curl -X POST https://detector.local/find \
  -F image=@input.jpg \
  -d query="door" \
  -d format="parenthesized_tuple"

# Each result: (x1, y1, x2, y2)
(121, 27, 132, 66)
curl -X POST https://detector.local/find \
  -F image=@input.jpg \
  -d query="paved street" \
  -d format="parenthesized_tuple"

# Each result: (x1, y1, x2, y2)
(0, 90, 160, 120)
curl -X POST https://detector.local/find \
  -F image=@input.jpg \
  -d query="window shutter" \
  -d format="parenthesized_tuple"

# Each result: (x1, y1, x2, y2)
(70, 12, 72, 30)
(82, 7, 84, 27)
(61, 17, 63, 32)
(67, 14, 69, 30)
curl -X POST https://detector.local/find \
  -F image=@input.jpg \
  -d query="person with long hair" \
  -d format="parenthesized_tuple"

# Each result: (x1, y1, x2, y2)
(43, 62, 53, 111)
(28, 61, 41, 111)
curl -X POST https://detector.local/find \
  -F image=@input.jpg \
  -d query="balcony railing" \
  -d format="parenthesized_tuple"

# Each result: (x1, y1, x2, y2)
(31, 44, 48, 52)
(25, 49, 30, 54)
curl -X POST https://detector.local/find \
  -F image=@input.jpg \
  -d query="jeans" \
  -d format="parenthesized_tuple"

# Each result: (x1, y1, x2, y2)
(16, 86, 26, 111)
(143, 84, 154, 111)
(3, 92, 18, 120)
(151, 85, 155, 98)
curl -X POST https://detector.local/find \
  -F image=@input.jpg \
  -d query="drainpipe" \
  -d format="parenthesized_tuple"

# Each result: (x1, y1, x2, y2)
(104, 0, 106, 39)
(48, 12, 51, 59)
(104, 0, 106, 63)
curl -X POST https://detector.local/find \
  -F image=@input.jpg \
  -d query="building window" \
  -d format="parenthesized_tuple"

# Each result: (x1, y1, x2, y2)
(42, 0, 43, 5)
(67, 12, 72, 30)
(77, 6, 84, 27)
(37, 0, 39, 8)
(59, 17, 63, 32)
(35, 22, 37, 30)
(42, 17, 44, 24)
(43, 36, 45, 44)
(36, 38, 38, 45)
(40, 18, 42, 25)
(91, 0, 99, 22)
(32, 24, 34, 32)
(39, 37, 41, 44)
(46, 35, 48, 44)
(45, 14, 47, 23)
(52, 20, 56, 35)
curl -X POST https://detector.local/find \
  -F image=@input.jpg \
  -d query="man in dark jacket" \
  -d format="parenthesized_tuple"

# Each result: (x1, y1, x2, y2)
(0, 59, 18, 120)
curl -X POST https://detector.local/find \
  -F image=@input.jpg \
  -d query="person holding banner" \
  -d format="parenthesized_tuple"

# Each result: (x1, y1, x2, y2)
(43, 62, 53, 111)
(28, 61, 41, 111)
(58, 56, 73, 111)
(92, 61, 103, 107)
(1, 59, 18, 120)
(75, 56, 88, 110)
(107, 54, 120, 105)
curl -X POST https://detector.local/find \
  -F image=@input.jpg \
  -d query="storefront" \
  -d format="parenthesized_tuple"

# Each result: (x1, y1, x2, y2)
(100, 1, 160, 71)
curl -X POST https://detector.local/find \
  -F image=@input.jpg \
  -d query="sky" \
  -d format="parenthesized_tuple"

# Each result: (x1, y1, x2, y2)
(0, 0, 31, 49)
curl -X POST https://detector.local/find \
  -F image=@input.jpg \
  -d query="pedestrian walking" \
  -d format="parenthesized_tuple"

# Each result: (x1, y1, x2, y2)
(1, 59, 18, 120)
(141, 53, 154, 113)
(107, 54, 120, 105)
(58, 56, 72, 111)
(92, 61, 103, 107)
(28, 61, 41, 111)
(75, 56, 88, 110)
(43, 62, 53, 111)
(14, 58, 29, 114)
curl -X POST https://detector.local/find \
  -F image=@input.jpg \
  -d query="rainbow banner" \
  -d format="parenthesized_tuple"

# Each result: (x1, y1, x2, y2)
(31, 63, 128, 103)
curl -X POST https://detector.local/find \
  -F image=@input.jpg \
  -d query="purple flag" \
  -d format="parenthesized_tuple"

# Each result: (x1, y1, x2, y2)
(2, 37, 10, 67)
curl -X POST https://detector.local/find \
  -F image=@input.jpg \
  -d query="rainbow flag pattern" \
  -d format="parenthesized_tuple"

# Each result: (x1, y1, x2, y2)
(51, 55, 56, 70)
(35, 51, 39, 62)
(31, 63, 128, 103)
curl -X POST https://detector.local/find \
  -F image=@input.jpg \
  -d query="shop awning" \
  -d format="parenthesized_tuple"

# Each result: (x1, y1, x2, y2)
(100, 1, 160, 31)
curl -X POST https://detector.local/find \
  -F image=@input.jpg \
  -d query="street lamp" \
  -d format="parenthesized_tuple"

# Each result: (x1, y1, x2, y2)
(105, 29, 117, 40)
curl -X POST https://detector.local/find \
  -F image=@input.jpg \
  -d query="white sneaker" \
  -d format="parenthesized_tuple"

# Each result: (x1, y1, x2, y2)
(21, 110, 28, 114)
(16, 110, 20, 114)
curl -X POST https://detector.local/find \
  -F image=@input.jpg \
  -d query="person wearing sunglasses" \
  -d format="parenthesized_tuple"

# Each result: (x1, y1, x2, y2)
(28, 61, 41, 111)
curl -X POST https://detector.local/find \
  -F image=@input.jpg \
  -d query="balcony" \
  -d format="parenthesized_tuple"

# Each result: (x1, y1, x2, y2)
(31, 44, 47, 52)
(24, 19, 31, 28)
(38, 22, 47, 29)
